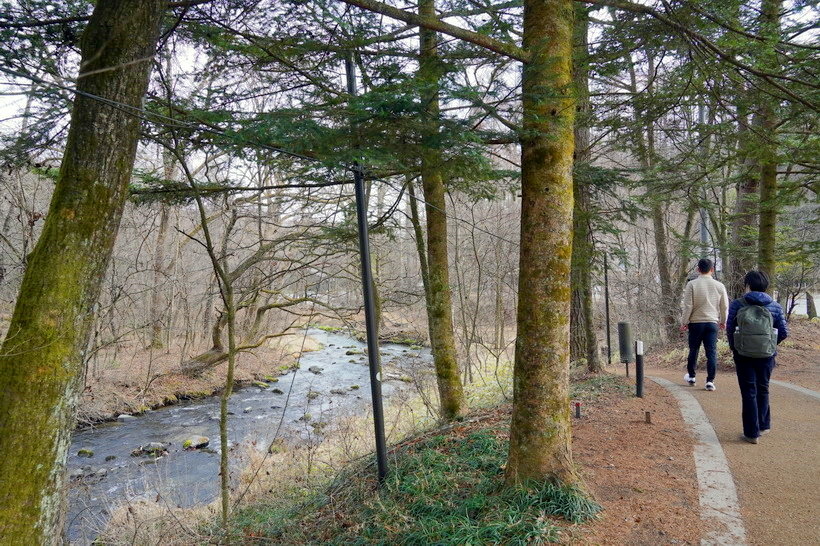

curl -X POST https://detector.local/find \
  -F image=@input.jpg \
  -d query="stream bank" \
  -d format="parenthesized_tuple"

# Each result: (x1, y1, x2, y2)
(67, 329, 431, 543)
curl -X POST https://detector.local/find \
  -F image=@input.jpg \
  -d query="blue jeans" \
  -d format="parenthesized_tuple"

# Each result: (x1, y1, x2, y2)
(734, 354, 775, 438)
(687, 322, 718, 382)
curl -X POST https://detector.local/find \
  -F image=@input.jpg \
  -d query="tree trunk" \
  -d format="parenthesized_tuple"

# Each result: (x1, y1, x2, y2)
(756, 0, 782, 290)
(506, 0, 577, 485)
(407, 180, 431, 302)
(652, 202, 678, 340)
(628, 49, 677, 341)
(807, 292, 817, 319)
(727, 151, 759, 298)
(0, 2, 164, 542)
(418, 0, 466, 420)
(149, 204, 170, 348)
(569, 4, 600, 373)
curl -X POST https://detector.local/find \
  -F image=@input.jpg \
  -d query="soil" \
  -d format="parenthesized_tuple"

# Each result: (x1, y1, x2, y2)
(648, 368, 820, 545)
(571, 379, 702, 545)
(386, 375, 703, 545)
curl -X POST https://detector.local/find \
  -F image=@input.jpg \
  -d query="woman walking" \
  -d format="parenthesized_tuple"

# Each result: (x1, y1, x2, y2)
(726, 271, 789, 444)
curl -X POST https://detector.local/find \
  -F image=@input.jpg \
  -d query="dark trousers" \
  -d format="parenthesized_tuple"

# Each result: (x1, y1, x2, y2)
(687, 322, 718, 382)
(734, 354, 775, 438)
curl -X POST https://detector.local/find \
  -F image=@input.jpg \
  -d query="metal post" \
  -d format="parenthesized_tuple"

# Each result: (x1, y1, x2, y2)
(635, 340, 644, 398)
(618, 322, 633, 377)
(346, 55, 388, 482)
(604, 253, 612, 366)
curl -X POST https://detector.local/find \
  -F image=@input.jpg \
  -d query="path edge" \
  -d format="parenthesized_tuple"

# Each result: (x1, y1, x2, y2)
(770, 379, 820, 401)
(650, 376, 748, 546)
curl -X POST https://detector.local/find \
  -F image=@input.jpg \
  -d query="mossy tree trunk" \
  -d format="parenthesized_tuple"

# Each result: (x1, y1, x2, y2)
(569, 4, 600, 373)
(652, 201, 678, 339)
(418, 0, 466, 420)
(0, 2, 164, 542)
(506, 0, 578, 485)
(756, 0, 782, 290)
(727, 124, 759, 299)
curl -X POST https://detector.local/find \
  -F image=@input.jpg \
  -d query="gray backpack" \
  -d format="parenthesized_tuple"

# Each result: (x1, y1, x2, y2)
(734, 302, 776, 358)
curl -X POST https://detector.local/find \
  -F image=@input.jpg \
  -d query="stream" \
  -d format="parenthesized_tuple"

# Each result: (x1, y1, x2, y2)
(66, 329, 431, 543)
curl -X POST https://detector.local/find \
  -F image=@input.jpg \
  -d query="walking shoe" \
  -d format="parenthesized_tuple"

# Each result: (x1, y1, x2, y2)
(760, 429, 770, 435)
(705, 381, 716, 391)
(742, 435, 759, 444)
(684, 373, 696, 386)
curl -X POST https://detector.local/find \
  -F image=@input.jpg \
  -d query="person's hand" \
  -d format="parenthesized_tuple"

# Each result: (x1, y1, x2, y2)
(719, 322, 726, 330)
(680, 324, 688, 332)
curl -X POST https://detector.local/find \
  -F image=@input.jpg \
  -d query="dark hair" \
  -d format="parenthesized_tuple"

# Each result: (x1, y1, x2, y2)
(744, 270, 769, 292)
(697, 258, 713, 274)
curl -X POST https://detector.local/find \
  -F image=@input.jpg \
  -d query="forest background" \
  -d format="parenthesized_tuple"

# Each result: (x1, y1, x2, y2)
(0, 0, 817, 542)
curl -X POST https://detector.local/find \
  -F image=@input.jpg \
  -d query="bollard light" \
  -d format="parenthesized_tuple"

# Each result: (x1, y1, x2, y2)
(618, 322, 634, 377)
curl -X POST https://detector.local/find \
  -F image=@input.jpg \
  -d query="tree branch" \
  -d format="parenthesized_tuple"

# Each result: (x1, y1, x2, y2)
(337, 0, 529, 62)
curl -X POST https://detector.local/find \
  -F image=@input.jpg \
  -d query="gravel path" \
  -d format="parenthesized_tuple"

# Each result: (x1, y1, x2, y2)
(650, 369, 820, 545)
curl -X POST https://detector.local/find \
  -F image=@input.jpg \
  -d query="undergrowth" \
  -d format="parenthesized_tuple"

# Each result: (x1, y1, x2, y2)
(232, 429, 601, 544)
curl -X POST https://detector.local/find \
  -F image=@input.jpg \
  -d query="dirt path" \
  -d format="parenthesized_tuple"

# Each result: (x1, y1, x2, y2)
(650, 368, 820, 545)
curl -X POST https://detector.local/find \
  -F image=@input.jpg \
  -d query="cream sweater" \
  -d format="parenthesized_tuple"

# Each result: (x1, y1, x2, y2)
(681, 274, 729, 325)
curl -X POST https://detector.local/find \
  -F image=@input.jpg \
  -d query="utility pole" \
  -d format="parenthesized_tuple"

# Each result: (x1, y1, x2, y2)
(345, 54, 388, 482)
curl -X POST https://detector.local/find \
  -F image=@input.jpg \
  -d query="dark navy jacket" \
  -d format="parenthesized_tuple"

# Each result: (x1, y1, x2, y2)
(726, 291, 788, 354)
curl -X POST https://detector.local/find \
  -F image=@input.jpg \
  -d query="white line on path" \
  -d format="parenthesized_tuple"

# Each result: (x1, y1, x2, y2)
(770, 379, 820, 401)
(650, 376, 748, 546)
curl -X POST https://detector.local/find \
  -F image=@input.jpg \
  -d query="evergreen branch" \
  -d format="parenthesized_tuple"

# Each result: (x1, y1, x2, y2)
(0, 1, 212, 29)
(583, 0, 820, 110)
(336, 0, 529, 62)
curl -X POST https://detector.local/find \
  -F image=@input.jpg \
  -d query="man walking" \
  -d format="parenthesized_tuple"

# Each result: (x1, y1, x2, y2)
(680, 258, 729, 391)
(727, 271, 788, 444)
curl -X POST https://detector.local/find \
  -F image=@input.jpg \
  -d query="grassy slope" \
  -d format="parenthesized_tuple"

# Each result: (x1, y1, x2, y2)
(227, 376, 626, 544)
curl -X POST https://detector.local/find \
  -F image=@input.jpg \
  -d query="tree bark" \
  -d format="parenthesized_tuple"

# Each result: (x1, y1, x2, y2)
(408, 180, 431, 302)
(570, 4, 600, 372)
(756, 0, 782, 290)
(727, 151, 759, 298)
(652, 201, 678, 340)
(418, 0, 466, 420)
(506, 0, 578, 485)
(807, 291, 817, 319)
(149, 203, 171, 348)
(0, 2, 164, 542)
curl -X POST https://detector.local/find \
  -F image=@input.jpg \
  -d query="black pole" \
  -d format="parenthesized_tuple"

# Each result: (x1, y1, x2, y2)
(604, 253, 612, 366)
(635, 340, 644, 398)
(346, 55, 388, 482)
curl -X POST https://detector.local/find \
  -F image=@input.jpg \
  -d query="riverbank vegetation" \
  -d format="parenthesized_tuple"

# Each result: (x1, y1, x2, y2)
(97, 369, 706, 544)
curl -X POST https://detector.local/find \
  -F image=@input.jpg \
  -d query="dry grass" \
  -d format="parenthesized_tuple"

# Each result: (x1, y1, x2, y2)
(77, 335, 323, 425)
(94, 356, 510, 544)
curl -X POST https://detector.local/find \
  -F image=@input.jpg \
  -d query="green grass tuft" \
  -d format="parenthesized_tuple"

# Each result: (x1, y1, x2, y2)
(233, 429, 600, 544)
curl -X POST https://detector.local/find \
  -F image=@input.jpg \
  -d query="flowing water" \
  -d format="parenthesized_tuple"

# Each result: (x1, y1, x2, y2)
(66, 329, 430, 543)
